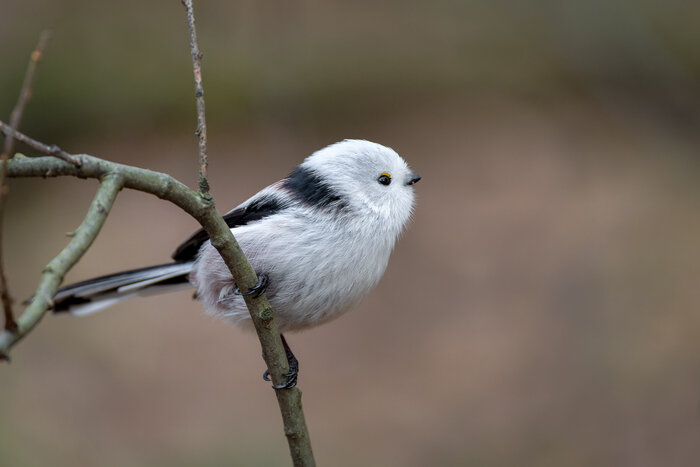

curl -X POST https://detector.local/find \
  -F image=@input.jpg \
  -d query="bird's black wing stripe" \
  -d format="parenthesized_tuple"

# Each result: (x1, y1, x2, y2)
(283, 166, 347, 209)
(171, 195, 285, 261)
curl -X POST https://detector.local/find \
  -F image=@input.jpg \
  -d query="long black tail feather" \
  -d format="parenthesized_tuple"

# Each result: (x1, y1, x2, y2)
(52, 261, 194, 315)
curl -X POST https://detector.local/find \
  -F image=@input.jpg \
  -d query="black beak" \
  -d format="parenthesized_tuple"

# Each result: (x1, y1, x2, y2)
(407, 173, 421, 185)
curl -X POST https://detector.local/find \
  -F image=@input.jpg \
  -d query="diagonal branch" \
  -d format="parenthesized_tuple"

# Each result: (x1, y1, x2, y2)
(180, 3, 314, 465)
(0, 30, 52, 333)
(3, 30, 52, 158)
(0, 174, 123, 358)
(0, 121, 81, 166)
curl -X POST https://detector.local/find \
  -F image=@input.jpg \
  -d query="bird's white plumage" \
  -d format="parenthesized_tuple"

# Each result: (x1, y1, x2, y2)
(192, 140, 417, 331)
(57, 140, 419, 333)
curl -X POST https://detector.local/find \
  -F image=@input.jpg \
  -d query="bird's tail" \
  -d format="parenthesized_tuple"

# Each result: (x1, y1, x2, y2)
(51, 262, 194, 316)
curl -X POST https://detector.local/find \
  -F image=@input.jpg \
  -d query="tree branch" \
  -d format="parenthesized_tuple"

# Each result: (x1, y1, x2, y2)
(0, 30, 52, 333)
(2, 6, 316, 462)
(180, 3, 314, 464)
(182, 0, 209, 195)
(2, 30, 51, 159)
(0, 129, 315, 466)
(0, 121, 81, 166)
(0, 173, 123, 358)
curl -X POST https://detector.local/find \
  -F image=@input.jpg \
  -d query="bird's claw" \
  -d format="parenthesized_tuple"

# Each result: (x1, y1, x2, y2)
(262, 334, 299, 389)
(234, 273, 269, 298)
(262, 366, 299, 389)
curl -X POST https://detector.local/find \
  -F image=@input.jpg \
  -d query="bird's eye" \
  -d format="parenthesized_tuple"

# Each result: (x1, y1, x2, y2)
(378, 172, 392, 186)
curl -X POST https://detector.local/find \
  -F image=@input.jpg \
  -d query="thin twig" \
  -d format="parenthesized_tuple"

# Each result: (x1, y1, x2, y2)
(0, 30, 52, 333)
(0, 174, 123, 357)
(3, 30, 52, 158)
(180, 3, 315, 464)
(0, 121, 81, 166)
(182, 0, 210, 194)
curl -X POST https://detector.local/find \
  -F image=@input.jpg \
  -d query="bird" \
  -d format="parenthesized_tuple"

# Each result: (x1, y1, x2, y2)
(51, 139, 421, 388)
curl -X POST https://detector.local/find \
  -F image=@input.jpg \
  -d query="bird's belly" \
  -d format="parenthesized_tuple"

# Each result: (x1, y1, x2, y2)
(263, 239, 390, 331)
(193, 223, 391, 332)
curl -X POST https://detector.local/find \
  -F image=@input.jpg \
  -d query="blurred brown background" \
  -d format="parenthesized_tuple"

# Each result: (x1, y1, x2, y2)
(2, 1, 700, 466)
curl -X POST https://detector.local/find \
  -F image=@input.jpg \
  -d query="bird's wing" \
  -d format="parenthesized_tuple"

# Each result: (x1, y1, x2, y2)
(171, 182, 290, 261)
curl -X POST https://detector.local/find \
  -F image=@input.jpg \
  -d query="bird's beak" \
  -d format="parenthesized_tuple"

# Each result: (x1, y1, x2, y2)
(407, 173, 422, 185)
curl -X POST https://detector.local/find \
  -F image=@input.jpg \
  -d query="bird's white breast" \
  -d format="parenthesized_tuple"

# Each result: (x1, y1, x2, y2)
(192, 207, 396, 332)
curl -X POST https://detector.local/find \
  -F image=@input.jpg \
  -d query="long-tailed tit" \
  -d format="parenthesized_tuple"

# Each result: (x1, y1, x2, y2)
(52, 139, 421, 388)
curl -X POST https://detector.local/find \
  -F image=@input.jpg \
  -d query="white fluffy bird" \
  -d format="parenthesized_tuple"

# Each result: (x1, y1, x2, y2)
(53, 139, 421, 387)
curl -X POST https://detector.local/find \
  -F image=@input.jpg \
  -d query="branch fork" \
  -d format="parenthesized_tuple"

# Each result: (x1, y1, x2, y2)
(1, 3, 316, 465)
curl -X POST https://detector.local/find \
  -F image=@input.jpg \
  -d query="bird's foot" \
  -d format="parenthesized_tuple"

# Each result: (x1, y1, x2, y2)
(234, 273, 269, 298)
(262, 334, 299, 389)
(263, 364, 298, 389)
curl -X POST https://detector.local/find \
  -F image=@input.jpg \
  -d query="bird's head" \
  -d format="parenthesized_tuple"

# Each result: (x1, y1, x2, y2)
(297, 139, 420, 231)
